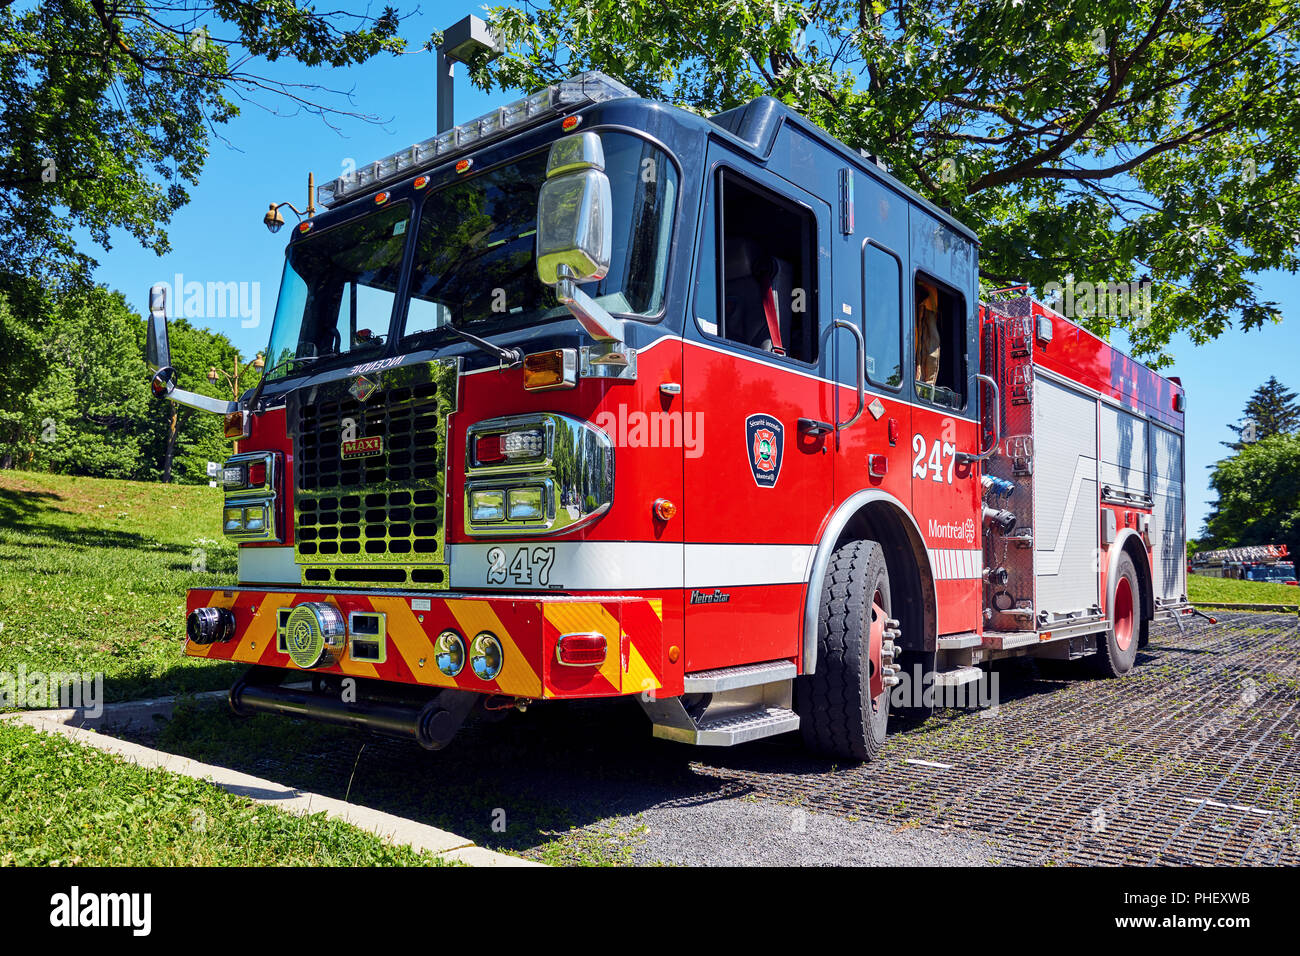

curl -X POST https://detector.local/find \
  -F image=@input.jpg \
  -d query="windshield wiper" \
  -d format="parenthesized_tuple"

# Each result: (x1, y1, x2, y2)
(440, 320, 522, 367)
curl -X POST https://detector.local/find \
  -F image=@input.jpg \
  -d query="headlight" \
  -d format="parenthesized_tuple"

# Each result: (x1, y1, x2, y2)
(223, 507, 245, 533)
(470, 489, 505, 522)
(470, 632, 504, 681)
(473, 428, 545, 465)
(242, 504, 267, 533)
(464, 413, 613, 537)
(221, 451, 281, 542)
(435, 630, 465, 677)
(502, 429, 544, 459)
(506, 486, 545, 521)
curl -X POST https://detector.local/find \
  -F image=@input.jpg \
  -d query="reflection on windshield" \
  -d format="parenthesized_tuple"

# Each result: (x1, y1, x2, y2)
(402, 132, 677, 344)
(263, 202, 411, 378)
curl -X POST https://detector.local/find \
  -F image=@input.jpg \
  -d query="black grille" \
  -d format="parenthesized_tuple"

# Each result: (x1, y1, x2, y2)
(289, 361, 456, 585)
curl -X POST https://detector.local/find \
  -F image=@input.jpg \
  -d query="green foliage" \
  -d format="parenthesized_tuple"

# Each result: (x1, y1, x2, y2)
(0, 0, 404, 288)
(479, 0, 1300, 365)
(0, 282, 247, 483)
(1204, 432, 1300, 561)
(1223, 375, 1300, 450)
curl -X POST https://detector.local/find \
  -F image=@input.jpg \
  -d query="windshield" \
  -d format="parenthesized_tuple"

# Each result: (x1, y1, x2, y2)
(401, 131, 677, 344)
(263, 201, 411, 379)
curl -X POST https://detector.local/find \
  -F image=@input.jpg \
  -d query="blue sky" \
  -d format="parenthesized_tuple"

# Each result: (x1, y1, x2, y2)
(83, 1, 1298, 535)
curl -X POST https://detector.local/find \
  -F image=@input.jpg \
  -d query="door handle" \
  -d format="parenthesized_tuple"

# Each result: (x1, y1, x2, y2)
(834, 319, 865, 431)
(957, 373, 1000, 466)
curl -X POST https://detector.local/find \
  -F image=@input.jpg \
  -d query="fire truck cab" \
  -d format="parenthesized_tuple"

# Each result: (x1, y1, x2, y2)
(145, 73, 1189, 761)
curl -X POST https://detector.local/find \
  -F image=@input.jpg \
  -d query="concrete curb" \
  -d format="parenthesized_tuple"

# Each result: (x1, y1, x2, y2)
(3, 697, 541, 868)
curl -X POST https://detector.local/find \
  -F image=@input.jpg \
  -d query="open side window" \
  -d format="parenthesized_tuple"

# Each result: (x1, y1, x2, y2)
(709, 171, 818, 364)
(913, 272, 967, 409)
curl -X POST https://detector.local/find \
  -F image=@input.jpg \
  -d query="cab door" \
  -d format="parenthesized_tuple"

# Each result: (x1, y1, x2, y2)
(906, 209, 983, 635)
(681, 153, 835, 672)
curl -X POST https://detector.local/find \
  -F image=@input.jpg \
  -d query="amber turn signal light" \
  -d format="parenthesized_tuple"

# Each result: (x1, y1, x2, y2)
(224, 411, 247, 439)
(522, 349, 577, 391)
(653, 498, 677, 521)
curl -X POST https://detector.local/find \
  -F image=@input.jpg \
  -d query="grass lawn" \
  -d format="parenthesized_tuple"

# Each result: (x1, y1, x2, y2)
(0, 720, 456, 865)
(0, 469, 242, 702)
(0, 471, 466, 865)
(1188, 572, 1300, 607)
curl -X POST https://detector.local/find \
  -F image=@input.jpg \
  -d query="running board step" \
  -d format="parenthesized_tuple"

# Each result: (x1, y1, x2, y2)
(683, 660, 797, 693)
(932, 666, 983, 687)
(982, 630, 1040, 650)
(650, 705, 800, 747)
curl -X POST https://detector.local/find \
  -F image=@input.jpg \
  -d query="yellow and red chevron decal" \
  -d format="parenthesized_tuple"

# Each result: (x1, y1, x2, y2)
(185, 589, 664, 700)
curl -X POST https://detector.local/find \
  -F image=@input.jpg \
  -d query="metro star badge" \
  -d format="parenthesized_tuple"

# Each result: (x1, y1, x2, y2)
(745, 413, 784, 488)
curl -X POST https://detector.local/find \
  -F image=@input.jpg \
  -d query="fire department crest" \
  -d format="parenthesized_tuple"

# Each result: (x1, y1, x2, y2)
(349, 374, 379, 402)
(745, 413, 784, 488)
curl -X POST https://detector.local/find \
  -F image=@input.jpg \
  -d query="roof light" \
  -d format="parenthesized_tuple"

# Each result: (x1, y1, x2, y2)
(315, 72, 636, 208)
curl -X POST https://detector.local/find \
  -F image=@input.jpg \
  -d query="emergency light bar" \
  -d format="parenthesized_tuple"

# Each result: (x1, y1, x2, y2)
(315, 72, 637, 209)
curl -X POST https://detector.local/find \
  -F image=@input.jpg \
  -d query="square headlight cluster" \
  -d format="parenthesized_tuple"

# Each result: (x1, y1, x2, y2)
(221, 451, 280, 542)
(223, 503, 269, 535)
(469, 485, 546, 523)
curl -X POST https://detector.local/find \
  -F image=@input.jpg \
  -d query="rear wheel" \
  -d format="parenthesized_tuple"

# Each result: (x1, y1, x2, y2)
(796, 539, 892, 761)
(1095, 551, 1144, 676)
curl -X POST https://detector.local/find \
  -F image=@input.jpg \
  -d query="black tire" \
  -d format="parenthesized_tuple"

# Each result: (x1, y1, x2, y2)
(795, 539, 891, 761)
(1094, 551, 1145, 677)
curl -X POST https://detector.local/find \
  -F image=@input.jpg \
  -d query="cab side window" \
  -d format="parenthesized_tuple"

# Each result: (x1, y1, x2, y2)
(914, 274, 967, 408)
(708, 171, 818, 363)
(863, 243, 903, 388)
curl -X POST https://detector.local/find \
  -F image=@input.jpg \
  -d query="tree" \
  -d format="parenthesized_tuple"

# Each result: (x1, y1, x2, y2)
(1223, 376, 1300, 450)
(1203, 433, 1300, 561)
(478, 0, 1300, 366)
(0, 1, 404, 289)
(0, 280, 250, 483)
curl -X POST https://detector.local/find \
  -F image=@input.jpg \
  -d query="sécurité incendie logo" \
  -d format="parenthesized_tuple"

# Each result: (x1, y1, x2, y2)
(340, 436, 383, 460)
(745, 413, 784, 488)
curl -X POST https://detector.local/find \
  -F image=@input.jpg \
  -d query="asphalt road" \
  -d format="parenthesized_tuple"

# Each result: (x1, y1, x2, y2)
(127, 610, 1300, 866)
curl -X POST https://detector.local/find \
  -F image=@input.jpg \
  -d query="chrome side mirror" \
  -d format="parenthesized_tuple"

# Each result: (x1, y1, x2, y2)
(536, 132, 612, 284)
(536, 132, 626, 356)
(144, 282, 238, 415)
(146, 283, 172, 372)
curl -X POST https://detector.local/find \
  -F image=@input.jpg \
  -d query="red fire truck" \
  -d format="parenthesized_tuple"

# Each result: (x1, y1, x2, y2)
(145, 72, 1189, 760)
(1191, 545, 1297, 584)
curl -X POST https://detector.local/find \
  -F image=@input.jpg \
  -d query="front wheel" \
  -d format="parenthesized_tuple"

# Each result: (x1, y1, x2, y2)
(795, 539, 892, 761)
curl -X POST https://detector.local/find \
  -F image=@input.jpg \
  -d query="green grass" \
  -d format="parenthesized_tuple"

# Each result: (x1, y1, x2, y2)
(0, 472, 471, 865)
(1188, 572, 1300, 607)
(0, 720, 457, 866)
(0, 469, 242, 702)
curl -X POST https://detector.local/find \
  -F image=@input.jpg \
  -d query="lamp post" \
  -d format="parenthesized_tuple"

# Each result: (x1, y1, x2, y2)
(208, 353, 265, 451)
(435, 15, 503, 133)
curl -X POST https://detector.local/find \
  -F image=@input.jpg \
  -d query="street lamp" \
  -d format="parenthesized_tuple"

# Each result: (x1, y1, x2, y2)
(263, 174, 316, 233)
(208, 353, 265, 400)
(209, 353, 264, 451)
(435, 15, 503, 133)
